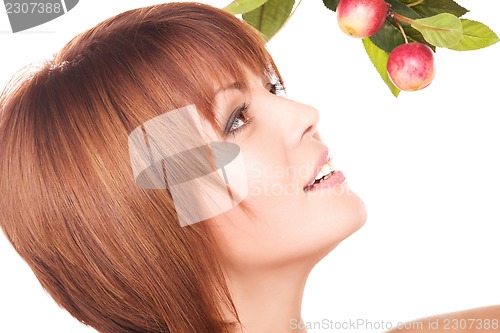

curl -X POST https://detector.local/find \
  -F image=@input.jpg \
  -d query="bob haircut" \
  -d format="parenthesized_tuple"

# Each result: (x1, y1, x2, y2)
(0, 2, 282, 332)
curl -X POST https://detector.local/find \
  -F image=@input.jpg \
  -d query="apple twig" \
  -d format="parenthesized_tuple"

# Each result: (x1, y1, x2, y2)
(406, 0, 424, 8)
(392, 14, 409, 43)
(391, 12, 452, 32)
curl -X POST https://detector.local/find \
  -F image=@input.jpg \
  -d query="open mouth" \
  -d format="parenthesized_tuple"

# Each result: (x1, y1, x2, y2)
(303, 156, 336, 192)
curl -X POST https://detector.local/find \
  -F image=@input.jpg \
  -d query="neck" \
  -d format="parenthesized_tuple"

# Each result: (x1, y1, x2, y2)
(226, 262, 313, 333)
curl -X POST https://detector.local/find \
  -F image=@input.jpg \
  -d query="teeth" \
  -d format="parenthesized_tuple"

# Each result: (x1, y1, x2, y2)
(315, 161, 334, 181)
(304, 157, 337, 191)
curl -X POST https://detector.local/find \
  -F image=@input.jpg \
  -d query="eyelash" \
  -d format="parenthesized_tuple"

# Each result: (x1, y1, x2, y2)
(225, 83, 284, 137)
(226, 103, 252, 138)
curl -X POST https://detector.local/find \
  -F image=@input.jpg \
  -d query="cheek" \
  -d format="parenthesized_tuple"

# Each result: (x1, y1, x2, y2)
(210, 147, 367, 269)
(245, 152, 296, 199)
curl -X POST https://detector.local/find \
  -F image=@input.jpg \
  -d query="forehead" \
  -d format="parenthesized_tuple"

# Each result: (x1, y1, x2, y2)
(213, 67, 279, 93)
(215, 81, 247, 95)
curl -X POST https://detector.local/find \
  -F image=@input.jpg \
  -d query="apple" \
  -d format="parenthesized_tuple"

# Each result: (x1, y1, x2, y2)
(387, 42, 435, 92)
(337, 0, 388, 39)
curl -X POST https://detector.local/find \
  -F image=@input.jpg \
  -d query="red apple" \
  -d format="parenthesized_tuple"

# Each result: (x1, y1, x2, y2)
(387, 42, 435, 92)
(337, 0, 388, 39)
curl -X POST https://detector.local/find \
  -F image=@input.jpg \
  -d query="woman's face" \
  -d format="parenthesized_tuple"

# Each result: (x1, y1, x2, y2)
(205, 70, 367, 271)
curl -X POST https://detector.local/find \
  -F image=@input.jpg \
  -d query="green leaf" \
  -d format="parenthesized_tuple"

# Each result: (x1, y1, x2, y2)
(362, 38, 400, 97)
(403, 25, 436, 51)
(398, 0, 468, 18)
(386, 0, 420, 20)
(242, 0, 295, 41)
(370, 21, 406, 53)
(323, 0, 340, 12)
(371, 1, 434, 53)
(449, 19, 500, 51)
(411, 13, 462, 48)
(224, 0, 269, 15)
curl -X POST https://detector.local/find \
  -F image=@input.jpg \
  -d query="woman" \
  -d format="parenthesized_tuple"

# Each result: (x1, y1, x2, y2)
(0, 2, 366, 332)
(0, 2, 497, 333)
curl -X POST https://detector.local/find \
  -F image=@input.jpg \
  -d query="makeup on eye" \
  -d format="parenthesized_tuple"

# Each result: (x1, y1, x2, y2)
(221, 77, 285, 138)
(224, 102, 252, 137)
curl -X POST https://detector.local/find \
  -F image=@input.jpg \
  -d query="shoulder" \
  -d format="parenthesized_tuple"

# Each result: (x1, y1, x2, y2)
(386, 305, 500, 333)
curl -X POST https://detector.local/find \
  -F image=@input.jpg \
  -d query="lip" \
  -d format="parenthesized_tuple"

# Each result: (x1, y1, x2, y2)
(304, 149, 330, 189)
(306, 170, 346, 192)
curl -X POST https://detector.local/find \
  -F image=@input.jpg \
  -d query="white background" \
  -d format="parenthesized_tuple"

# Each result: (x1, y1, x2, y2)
(1, 0, 499, 332)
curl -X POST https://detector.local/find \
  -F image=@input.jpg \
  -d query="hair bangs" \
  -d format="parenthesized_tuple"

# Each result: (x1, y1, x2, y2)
(137, 3, 283, 136)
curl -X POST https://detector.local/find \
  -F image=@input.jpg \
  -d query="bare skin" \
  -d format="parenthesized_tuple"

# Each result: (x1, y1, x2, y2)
(207, 71, 366, 332)
(205, 71, 497, 333)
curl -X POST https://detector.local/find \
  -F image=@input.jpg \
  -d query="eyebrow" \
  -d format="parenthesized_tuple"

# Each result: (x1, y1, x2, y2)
(215, 81, 247, 95)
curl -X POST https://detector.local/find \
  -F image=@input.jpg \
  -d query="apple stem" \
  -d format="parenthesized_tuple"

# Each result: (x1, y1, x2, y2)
(396, 20, 409, 43)
(390, 11, 409, 44)
(407, 0, 424, 7)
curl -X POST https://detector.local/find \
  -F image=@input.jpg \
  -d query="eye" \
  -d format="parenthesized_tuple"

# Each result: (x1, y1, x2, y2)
(224, 103, 253, 137)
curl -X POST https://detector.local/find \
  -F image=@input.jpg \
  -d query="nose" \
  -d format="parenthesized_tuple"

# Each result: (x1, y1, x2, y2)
(280, 99, 320, 148)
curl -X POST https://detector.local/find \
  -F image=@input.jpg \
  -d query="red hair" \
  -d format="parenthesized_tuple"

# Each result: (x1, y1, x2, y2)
(0, 3, 281, 332)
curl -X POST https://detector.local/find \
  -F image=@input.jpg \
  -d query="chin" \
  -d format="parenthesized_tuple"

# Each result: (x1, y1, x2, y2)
(348, 191, 368, 231)
(317, 190, 367, 252)
(339, 190, 367, 238)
